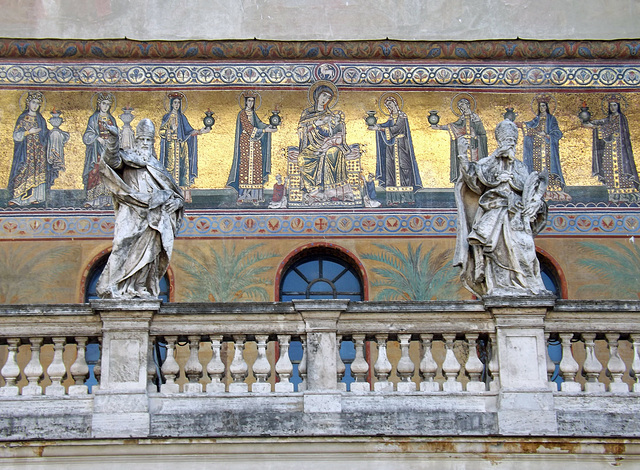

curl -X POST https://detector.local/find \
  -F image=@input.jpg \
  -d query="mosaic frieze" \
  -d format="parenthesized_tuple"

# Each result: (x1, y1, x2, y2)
(2, 86, 639, 208)
(3, 62, 640, 89)
(1, 39, 639, 214)
(0, 208, 638, 239)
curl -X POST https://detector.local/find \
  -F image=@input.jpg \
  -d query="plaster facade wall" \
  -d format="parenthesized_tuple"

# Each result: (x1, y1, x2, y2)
(1, 0, 639, 42)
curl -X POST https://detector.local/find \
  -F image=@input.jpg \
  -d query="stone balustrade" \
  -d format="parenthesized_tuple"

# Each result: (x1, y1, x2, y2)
(0, 298, 639, 439)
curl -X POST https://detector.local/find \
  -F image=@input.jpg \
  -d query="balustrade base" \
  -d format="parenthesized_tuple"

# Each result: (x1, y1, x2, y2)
(497, 390, 557, 435)
(397, 381, 417, 392)
(92, 391, 150, 438)
(68, 385, 89, 395)
(420, 382, 440, 392)
(184, 383, 203, 394)
(304, 392, 342, 413)
(252, 382, 272, 393)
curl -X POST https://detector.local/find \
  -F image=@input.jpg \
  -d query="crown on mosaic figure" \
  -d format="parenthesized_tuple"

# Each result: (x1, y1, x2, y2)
(241, 90, 259, 101)
(167, 92, 185, 100)
(26, 91, 44, 103)
(606, 93, 621, 104)
(96, 92, 114, 104)
(535, 94, 553, 104)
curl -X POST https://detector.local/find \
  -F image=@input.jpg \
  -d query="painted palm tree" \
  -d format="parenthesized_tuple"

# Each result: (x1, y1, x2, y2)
(174, 243, 279, 302)
(577, 240, 640, 299)
(361, 243, 463, 301)
(0, 244, 78, 304)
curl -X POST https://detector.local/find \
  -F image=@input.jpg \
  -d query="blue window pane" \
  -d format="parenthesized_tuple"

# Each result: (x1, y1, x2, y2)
(282, 270, 306, 293)
(296, 260, 319, 281)
(541, 269, 558, 296)
(309, 294, 335, 299)
(322, 260, 346, 282)
(309, 280, 334, 294)
(335, 272, 360, 293)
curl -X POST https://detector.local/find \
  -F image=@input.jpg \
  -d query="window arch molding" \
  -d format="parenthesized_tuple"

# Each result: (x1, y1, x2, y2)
(536, 247, 567, 299)
(275, 242, 368, 301)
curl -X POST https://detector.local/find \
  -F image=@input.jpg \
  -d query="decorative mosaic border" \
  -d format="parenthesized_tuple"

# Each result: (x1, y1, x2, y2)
(1, 39, 640, 61)
(3, 62, 640, 89)
(0, 209, 638, 239)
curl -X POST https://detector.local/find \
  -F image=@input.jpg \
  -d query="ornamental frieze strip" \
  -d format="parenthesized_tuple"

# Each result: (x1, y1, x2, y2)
(1, 39, 640, 61)
(0, 208, 638, 239)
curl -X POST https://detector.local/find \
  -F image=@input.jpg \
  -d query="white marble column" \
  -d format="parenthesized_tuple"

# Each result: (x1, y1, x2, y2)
(90, 299, 159, 438)
(486, 297, 557, 435)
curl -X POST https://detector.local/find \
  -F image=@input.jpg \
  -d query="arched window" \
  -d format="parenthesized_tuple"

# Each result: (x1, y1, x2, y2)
(536, 251, 564, 299)
(84, 254, 170, 302)
(279, 249, 364, 302)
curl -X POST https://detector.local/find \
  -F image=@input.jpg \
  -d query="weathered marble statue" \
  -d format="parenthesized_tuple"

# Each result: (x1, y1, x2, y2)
(454, 119, 550, 298)
(96, 119, 184, 299)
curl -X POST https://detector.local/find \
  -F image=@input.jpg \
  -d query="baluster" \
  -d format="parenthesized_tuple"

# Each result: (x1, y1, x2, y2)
(275, 335, 294, 392)
(559, 333, 581, 392)
(160, 336, 180, 394)
(545, 333, 557, 391)
(0, 338, 21, 396)
(442, 334, 462, 392)
(606, 333, 629, 393)
(69, 337, 89, 395)
(350, 334, 370, 392)
(229, 335, 249, 393)
(146, 336, 157, 393)
(631, 334, 640, 393)
(397, 334, 416, 391)
(206, 335, 226, 393)
(252, 335, 271, 393)
(22, 337, 44, 395)
(298, 336, 308, 392)
(419, 334, 439, 392)
(336, 335, 347, 391)
(582, 333, 605, 392)
(488, 332, 500, 391)
(465, 333, 485, 392)
(92, 338, 102, 392)
(45, 337, 67, 396)
(373, 334, 393, 392)
(183, 335, 203, 393)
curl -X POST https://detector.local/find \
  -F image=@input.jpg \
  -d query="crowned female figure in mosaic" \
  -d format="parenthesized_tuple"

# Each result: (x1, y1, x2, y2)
(517, 95, 570, 201)
(454, 119, 549, 298)
(8, 91, 59, 206)
(297, 81, 359, 204)
(226, 91, 276, 205)
(159, 92, 208, 202)
(82, 92, 118, 208)
(431, 93, 488, 183)
(369, 93, 422, 205)
(584, 94, 640, 203)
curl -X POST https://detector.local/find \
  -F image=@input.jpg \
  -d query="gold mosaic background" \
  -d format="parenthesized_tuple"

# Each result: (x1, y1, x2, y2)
(2, 89, 638, 191)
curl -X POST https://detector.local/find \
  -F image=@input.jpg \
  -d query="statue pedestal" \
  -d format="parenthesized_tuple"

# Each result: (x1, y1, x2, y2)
(294, 299, 348, 413)
(90, 299, 159, 438)
(486, 296, 558, 435)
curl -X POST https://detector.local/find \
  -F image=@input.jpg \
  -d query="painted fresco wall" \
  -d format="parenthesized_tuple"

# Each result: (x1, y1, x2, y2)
(0, 40, 639, 303)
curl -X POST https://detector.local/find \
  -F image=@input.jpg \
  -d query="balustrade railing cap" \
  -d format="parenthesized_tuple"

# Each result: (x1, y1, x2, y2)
(90, 298, 162, 312)
(483, 295, 556, 310)
(292, 299, 350, 312)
